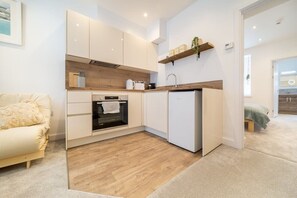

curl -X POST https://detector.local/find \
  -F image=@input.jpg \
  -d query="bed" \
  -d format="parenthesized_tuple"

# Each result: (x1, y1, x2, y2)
(244, 103, 270, 132)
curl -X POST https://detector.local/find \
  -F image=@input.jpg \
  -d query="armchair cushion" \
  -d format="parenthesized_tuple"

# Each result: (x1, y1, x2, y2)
(0, 102, 44, 130)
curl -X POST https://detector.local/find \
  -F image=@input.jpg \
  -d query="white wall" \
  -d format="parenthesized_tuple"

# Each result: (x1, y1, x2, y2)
(1, 0, 275, 148)
(151, 0, 263, 148)
(244, 36, 297, 116)
(0, 0, 145, 139)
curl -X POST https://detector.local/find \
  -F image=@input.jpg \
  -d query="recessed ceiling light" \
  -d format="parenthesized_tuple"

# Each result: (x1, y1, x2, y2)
(143, 12, 148, 18)
(252, 25, 256, 29)
(258, 38, 262, 42)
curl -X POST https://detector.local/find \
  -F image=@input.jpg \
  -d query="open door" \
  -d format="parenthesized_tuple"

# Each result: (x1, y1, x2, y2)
(202, 88, 223, 156)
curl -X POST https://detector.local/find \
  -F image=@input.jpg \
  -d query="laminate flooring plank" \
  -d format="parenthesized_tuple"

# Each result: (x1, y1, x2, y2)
(67, 132, 201, 198)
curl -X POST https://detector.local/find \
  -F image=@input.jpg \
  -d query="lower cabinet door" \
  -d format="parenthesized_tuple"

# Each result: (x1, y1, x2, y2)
(128, 92, 143, 128)
(67, 114, 92, 140)
(144, 91, 168, 133)
(202, 88, 223, 156)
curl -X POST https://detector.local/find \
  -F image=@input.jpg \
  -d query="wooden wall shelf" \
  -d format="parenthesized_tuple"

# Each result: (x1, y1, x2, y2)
(158, 42, 214, 65)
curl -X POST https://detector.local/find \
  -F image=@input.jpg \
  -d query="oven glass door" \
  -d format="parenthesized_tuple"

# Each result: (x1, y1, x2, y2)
(92, 100, 128, 131)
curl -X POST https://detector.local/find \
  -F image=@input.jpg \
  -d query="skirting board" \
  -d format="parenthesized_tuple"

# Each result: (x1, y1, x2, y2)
(67, 126, 145, 149)
(145, 127, 168, 140)
(222, 137, 236, 148)
(48, 133, 65, 141)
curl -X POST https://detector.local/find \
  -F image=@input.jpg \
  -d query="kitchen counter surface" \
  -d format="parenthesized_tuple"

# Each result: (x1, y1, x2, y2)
(144, 80, 223, 92)
(67, 87, 144, 92)
(67, 80, 223, 92)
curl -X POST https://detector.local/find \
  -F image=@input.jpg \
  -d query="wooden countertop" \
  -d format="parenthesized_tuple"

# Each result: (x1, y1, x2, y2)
(67, 80, 223, 92)
(67, 87, 144, 92)
(145, 80, 223, 92)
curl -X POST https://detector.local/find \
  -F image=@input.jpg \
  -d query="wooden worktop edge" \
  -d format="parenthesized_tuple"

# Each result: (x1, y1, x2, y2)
(66, 80, 223, 92)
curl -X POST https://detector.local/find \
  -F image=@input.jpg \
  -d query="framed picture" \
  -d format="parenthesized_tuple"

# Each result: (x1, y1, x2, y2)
(0, 0, 22, 45)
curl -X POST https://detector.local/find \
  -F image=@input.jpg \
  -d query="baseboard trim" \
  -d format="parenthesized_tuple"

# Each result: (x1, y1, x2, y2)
(67, 126, 144, 149)
(222, 137, 236, 147)
(48, 133, 65, 141)
(145, 127, 167, 139)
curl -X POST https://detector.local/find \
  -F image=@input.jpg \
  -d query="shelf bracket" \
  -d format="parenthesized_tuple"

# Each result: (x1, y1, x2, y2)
(171, 60, 175, 66)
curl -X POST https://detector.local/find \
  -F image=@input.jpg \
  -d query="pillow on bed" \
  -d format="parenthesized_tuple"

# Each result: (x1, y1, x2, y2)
(0, 102, 44, 130)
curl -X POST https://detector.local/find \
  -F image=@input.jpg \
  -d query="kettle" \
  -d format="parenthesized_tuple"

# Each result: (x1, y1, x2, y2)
(126, 79, 135, 90)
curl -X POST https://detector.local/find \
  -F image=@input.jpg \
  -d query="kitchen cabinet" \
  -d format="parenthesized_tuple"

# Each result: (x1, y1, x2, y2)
(66, 91, 92, 141)
(66, 10, 158, 72)
(66, 10, 89, 58)
(67, 115, 92, 140)
(202, 88, 223, 156)
(90, 19, 123, 66)
(128, 92, 143, 128)
(144, 91, 168, 133)
(278, 95, 297, 114)
(147, 42, 158, 72)
(124, 32, 147, 70)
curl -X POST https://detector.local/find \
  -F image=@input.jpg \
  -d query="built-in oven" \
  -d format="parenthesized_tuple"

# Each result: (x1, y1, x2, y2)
(92, 95, 128, 131)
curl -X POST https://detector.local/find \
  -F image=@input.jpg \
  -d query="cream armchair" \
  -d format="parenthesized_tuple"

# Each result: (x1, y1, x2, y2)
(0, 93, 51, 168)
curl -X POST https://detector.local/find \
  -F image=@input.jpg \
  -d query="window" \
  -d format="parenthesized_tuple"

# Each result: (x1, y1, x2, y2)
(244, 55, 251, 96)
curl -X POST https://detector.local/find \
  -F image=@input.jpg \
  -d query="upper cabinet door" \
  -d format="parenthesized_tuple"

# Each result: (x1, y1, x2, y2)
(123, 32, 147, 69)
(66, 10, 89, 58)
(90, 19, 123, 65)
(147, 42, 158, 72)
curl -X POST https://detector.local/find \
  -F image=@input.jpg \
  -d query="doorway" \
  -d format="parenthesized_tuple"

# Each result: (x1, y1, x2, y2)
(273, 56, 297, 117)
(241, 0, 297, 162)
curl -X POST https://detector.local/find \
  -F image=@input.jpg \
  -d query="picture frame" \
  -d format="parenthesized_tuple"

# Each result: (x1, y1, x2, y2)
(0, 0, 22, 45)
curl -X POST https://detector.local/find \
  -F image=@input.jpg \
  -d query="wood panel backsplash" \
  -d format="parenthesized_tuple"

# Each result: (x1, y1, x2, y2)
(65, 61, 150, 89)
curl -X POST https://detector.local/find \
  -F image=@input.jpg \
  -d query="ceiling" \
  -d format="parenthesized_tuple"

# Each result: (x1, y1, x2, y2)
(95, 0, 197, 28)
(244, 0, 297, 49)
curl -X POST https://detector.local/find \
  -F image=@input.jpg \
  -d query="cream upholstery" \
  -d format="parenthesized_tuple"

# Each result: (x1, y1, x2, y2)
(0, 93, 51, 168)
(0, 102, 45, 130)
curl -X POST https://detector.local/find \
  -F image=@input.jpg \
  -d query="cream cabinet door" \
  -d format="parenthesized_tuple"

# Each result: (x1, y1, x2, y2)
(202, 88, 223, 156)
(67, 114, 92, 140)
(147, 42, 158, 72)
(66, 10, 89, 58)
(67, 91, 92, 103)
(144, 91, 168, 133)
(128, 92, 143, 128)
(90, 19, 123, 65)
(123, 32, 147, 69)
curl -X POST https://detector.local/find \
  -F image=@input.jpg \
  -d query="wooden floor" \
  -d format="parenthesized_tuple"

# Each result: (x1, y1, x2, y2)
(67, 132, 201, 198)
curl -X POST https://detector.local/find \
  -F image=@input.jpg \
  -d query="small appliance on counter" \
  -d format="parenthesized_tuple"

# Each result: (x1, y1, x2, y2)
(69, 71, 86, 88)
(148, 83, 156, 89)
(126, 79, 135, 90)
(77, 72, 86, 88)
(134, 81, 145, 90)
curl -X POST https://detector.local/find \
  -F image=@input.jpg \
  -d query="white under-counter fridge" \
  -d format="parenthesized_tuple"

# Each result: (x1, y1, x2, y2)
(168, 90, 202, 152)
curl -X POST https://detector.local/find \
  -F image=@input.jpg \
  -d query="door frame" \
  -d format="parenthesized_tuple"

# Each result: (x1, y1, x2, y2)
(272, 61, 279, 118)
(235, 0, 288, 149)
